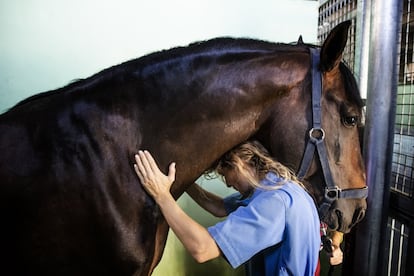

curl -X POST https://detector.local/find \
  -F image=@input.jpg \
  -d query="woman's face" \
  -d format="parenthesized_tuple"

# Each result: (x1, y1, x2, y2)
(221, 167, 255, 197)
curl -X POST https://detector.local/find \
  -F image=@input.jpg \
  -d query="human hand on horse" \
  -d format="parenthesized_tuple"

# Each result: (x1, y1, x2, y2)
(134, 150, 176, 201)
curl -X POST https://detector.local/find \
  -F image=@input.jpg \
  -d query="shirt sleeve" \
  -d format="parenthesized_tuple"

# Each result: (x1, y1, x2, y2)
(208, 191, 287, 268)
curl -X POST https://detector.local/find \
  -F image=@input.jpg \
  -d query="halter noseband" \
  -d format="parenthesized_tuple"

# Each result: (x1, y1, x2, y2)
(297, 48, 368, 221)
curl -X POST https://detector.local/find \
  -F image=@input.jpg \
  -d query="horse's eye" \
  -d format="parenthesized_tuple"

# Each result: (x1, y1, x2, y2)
(342, 116, 358, 127)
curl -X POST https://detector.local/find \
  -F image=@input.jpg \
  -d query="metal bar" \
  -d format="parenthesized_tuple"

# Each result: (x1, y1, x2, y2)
(407, 221, 414, 276)
(355, 0, 372, 100)
(350, 0, 404, 275)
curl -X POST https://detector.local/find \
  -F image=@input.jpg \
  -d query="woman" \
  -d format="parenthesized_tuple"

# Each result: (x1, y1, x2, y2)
(134, 141, 320, 275)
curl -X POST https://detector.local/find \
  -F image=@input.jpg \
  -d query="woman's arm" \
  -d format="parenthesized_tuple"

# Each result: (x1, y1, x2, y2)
(186, 184, 227, 217)
(328, 231, 344, 265)
(134, 150, 221, 263)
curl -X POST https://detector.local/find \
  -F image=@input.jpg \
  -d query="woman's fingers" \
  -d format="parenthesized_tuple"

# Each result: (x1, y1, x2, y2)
(144, 150, 161, 174)
(134, 153, 147, 178)
(133, 163, 144, 182)
(133, 150, 176, 200)
(138, 150, 154, 176)
(168, 162, 176, 183)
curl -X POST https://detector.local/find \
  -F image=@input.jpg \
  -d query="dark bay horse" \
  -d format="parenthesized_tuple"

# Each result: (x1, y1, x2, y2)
(0, 21, 366, 275)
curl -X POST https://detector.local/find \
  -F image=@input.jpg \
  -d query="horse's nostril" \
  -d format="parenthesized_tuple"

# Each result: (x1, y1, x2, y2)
(335, 209, 343, 230)
(358, 208, 366, 222)
(352, 208, 366, 224)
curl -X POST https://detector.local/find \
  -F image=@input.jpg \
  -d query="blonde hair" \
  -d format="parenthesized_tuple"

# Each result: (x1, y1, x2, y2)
(209, 140, 304, 190)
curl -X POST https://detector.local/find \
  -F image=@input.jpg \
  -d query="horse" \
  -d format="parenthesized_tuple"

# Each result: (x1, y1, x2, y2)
(0, 21, 367, 275)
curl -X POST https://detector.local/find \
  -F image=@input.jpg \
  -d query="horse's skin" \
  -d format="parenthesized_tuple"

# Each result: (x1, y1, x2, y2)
(0, 21, 366, 275)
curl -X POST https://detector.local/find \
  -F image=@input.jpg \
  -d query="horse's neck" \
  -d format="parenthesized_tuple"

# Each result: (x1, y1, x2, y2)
(153, 103, 265, 197)
(125, 51, 309, 196)
(166, 102, 298, 198)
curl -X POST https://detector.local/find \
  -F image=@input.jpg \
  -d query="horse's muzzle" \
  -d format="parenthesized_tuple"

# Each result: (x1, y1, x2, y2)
(327, 200, 367, 233)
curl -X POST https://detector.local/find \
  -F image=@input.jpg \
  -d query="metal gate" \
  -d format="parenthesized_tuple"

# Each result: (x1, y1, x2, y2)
(387, 1, 414, 274)
(318, 0, 412, 275)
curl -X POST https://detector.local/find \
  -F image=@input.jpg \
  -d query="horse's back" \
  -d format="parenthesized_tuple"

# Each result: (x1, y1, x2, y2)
(0, 102, 158, 275)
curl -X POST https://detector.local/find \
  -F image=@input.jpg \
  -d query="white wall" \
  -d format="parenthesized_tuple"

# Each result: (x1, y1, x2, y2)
(0, 0, 317, 112)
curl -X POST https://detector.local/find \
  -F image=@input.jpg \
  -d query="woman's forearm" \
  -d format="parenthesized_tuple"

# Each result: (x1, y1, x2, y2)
(186, 183, 227, 217)
(156, 192, 221, 263)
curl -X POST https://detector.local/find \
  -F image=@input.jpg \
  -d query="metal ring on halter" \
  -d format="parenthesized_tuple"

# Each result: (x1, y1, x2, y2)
(309, 127, 325, 143)
(325, 186, 341, 200)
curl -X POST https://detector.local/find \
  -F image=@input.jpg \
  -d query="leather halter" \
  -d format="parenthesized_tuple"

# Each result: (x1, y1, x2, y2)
(297, 48, 368, 221)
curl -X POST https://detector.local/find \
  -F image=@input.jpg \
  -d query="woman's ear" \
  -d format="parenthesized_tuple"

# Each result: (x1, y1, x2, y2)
(320, 20, 351, 72)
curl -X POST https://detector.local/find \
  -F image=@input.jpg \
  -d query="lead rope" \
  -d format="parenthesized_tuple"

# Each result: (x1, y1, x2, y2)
(320, 222, 333, 254)
(319, 222, 336, 276)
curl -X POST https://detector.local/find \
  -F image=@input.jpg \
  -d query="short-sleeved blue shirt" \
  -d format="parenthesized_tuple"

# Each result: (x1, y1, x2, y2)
(207, 172, 320, 276)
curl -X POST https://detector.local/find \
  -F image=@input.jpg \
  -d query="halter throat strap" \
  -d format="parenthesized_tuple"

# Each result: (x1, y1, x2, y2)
(297, 48, 368, 220)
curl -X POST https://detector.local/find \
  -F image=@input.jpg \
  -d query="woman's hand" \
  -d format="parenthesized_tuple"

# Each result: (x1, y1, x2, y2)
(134, 150, 176, 201)
(328, 231, 344, 265)
(329, 245, 343, 265)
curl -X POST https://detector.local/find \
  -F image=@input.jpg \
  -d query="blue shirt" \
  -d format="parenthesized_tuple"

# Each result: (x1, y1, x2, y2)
(207, 172, 320, 276)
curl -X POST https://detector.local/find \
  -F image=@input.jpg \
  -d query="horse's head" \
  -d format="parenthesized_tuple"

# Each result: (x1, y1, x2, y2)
(258, 21, 367, 233)
(315, 21, 367, 233)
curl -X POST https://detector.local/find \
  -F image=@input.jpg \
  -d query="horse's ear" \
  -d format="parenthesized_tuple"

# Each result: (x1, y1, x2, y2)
(320, 20, 351, 72)
(297, 35, 304, 45)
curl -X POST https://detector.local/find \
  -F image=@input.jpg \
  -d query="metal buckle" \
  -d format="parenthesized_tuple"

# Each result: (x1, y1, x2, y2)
(309, 128, 325, 143)
(325, 186, 341, 200)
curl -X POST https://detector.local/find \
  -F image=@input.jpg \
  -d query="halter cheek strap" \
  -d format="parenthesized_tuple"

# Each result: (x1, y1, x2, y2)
(297, 48, 368, 221)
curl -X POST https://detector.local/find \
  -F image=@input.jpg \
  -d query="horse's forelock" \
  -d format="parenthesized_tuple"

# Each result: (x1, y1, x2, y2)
(339, 62, 364, 109)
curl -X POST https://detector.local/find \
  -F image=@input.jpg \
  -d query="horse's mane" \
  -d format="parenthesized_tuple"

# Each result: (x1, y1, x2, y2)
(9, 38, 310, 111)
